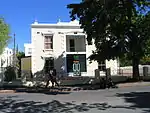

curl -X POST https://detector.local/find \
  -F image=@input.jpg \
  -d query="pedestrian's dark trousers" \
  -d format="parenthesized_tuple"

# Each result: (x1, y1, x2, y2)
(45, 73, 53, 88)
(51, 76, 59, 87)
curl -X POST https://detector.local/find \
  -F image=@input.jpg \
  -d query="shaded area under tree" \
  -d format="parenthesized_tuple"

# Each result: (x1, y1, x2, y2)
(0, 96, 112, 113)
(116, 91, 150, 113)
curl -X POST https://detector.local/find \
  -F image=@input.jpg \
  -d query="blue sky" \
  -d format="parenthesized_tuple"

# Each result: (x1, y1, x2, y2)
(0, 0, 81, 52)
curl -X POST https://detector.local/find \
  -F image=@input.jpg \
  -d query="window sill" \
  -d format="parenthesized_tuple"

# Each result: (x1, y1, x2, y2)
(43, 49, 53, 52)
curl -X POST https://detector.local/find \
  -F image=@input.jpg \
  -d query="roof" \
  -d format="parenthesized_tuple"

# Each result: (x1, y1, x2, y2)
(31, 20, 81, 28)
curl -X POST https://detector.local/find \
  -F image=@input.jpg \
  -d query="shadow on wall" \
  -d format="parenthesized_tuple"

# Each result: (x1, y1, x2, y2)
(34, 54, 65, 77)
(33, 53, 65, 78)
(24, 53, 66, 86)
(54, 53, 66, 77)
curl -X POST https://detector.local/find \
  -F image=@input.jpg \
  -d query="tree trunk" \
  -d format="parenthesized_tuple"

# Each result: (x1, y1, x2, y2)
(18, 59, 21, 78)
(132, 57, 140, 81)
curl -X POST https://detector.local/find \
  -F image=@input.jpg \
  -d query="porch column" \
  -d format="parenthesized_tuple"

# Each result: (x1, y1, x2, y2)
(64, 53, 67, 74)
(64, 33, 67, 74)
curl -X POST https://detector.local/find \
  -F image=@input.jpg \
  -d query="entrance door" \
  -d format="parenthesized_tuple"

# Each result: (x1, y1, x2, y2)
(66, 54, 87, 75)
(44, 57, 54, 73)
(73, 61, 81, 76)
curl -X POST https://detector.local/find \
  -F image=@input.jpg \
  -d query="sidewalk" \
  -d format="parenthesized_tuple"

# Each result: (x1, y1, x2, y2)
(0, 82, 150, 93)
(0, 90, 16, 93)
(117, 82, 150, 88)
(0, 87, 72, 94)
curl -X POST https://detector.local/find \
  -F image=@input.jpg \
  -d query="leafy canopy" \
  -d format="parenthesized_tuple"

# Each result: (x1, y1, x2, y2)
(0, 18, 10, 54)
(67, 0, 150, 62)
(17, 51, 25, 59)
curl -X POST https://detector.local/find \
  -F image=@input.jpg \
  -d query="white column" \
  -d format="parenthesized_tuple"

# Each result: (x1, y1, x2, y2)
(64, 33, 67, 74)
(85, 35, 88, 75)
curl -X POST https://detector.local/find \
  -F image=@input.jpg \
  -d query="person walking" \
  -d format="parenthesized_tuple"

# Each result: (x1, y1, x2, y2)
(51, 68, 59, 88)
(45, 67, 53, 88)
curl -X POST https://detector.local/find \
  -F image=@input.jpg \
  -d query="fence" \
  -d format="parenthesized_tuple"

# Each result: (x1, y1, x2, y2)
(21, 66, 150, 81)
(117, 65, 150, 76)
(2, 65, 150, 83)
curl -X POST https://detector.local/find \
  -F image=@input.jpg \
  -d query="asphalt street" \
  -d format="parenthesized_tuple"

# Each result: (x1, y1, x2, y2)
(0, 86, 150, 113)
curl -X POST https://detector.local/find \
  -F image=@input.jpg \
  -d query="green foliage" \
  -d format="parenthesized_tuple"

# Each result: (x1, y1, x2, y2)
(16, 51, 25, 59)
(120, 14, 150, 66)
(119, 54, 132, 67)
(119, 56, 150, 67)
(4, 66, 16, 82)
(0, 18, 10, 54)
(16, 51, 25, 77)
(68, 0, 150, 79)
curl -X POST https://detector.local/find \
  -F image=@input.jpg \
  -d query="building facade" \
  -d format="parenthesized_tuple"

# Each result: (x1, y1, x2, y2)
(0, 47, 13, 68)
(24, 43, 32, 56)
(30, 20, 118, 77)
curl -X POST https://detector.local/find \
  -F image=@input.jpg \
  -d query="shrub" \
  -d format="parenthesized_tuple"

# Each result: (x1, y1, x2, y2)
(4, 66, 16, 82)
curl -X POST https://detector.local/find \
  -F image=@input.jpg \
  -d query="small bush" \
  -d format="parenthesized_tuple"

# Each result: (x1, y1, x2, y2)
(4, 66, 16, 82)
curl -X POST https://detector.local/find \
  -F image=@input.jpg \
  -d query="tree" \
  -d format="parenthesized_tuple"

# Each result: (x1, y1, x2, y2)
(0, 18, 10, 54)
(120, 14, 150, 66)
(67, 0, 150, 80)
(17, 51, 25, 60)
(120, 37, 150, 66)
(16, 51, 25, 77)
(119, 54, 132, 67)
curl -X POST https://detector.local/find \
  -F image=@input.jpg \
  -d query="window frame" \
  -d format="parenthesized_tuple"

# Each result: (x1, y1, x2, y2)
(44, 35, 53, 50)
(69, 39, 75, 52)
(28, 48, 32, 55)
(98, 61, 106, 71)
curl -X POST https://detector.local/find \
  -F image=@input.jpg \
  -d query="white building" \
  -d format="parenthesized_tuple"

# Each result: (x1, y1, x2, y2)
(24, 43, 32, 56)
(30, 20, 118, 77)
(0, 47, 13, 68)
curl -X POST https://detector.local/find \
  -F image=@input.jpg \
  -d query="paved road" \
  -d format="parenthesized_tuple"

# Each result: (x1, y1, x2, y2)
(0, 86, 150, 113)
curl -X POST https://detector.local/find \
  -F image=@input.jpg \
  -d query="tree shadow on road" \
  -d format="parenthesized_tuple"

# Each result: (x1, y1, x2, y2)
(0, 96, 114, 113)
(1, 92, 150, 113)
(116, 92, 150, 113)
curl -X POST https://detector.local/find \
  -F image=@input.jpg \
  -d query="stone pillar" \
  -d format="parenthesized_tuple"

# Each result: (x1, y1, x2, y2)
(95, 69, 100, 78)
(95, 69, 100, 83)
(106, 68, 111, 79)
(143, 66, 148, 76)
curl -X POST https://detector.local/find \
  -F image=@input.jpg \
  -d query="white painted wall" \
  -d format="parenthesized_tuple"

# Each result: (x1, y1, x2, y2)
(85, 39, 98, 77)
(24, 43, 32, 56)
(106, 59, 118, 75)
(0, 47, 13, 68)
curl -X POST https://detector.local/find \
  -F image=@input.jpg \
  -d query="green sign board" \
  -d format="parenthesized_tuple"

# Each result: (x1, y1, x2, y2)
(73, 55, 79, 60)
